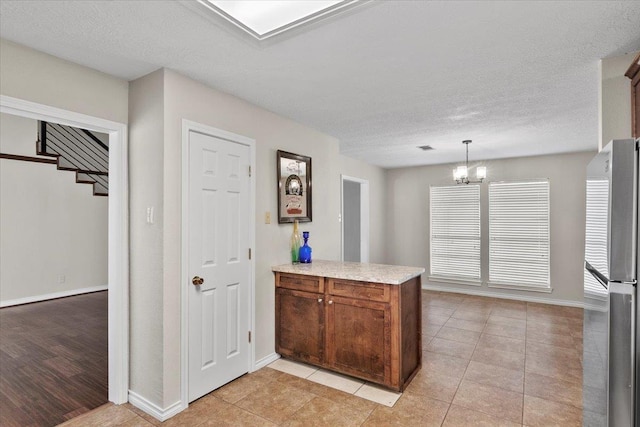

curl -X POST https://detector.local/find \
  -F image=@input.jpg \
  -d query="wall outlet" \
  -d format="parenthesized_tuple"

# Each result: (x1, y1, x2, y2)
(265, 211, 271, 224)
(57, 275, 66, 284)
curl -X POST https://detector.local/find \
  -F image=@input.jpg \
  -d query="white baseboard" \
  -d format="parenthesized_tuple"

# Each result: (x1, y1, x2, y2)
(0, 285, 108, 308)
(422, 284, 583, 308)
(253, 352, 280, 371)
(128, 390, 185, 422)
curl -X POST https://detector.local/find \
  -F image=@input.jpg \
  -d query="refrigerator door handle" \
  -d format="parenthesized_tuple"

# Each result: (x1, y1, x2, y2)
(585, 261, 608, 289)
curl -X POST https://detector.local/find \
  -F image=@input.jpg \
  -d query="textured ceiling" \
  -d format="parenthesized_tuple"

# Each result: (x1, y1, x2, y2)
(1, 1, 639, 168)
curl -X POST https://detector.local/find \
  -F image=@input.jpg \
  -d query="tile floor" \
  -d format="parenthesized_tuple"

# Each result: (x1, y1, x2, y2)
(58, 290, 584, 426)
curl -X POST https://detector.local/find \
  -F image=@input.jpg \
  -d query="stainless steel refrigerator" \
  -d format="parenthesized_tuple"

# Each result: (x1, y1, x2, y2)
(583, 139, 638, 426)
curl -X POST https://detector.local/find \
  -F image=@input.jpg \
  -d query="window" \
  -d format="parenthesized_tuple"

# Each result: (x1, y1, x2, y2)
(430, 185, 481, 283)
(489, 180, 550, 290)
(584, 179, 609, 297)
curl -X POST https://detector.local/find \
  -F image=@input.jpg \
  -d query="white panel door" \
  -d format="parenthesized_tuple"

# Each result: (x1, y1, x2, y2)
(188, 130, 250, 402)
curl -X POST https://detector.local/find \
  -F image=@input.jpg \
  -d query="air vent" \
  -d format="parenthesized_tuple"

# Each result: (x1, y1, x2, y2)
(418, 145, 434, 151)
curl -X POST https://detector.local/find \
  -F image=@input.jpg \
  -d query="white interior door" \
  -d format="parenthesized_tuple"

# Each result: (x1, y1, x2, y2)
(341, 175, 370, 263)
(188, 129, 250, 402)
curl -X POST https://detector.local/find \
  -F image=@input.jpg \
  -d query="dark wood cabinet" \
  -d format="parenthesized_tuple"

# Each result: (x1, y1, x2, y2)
(274, 271, 421, 391)
(625, 53, 640, 138)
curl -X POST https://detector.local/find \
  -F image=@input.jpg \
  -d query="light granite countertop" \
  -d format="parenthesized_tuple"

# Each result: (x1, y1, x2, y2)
(271, 260, 425, 285)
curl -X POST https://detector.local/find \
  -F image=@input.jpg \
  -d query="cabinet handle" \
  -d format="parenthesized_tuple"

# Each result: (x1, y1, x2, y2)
(318, 298, 323, 303)
(328, 300, 333, 305)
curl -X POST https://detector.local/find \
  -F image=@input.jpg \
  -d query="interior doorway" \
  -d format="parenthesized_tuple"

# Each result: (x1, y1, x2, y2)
(341, 175, 370, 263)
(0, 95, 129, 406)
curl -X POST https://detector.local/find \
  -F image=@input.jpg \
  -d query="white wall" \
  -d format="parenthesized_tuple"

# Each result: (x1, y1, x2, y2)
(0, 113, 108, 304)
(127, 68, 388, 409)
(600, 50, 638, 149)
(0, 39, 128, 123)
(386, 151, 594, 305)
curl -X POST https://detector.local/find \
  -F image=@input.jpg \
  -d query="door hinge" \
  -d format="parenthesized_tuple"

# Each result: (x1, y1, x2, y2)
(249, 248, 252, 260)
(248, 331, 252, 343)
(249, 166, 252, 177)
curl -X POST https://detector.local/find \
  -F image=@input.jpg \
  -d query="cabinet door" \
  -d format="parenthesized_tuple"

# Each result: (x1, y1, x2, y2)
(326, 295, 391, 384)
(275, 288, 324, 365)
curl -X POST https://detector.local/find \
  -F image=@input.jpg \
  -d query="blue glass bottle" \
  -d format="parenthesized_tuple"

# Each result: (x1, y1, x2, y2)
(299, 231, 312, 263)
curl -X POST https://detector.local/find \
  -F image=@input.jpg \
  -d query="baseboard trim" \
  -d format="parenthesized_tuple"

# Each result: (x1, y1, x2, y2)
(0, 285, 108, 308)
(128, 390, 185, 422)
(253, 352, 280, 371)
(422, 284, 583, 308)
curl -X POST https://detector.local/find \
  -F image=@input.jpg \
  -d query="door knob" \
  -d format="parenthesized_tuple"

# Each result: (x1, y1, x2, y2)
(192, 276, 204, 286)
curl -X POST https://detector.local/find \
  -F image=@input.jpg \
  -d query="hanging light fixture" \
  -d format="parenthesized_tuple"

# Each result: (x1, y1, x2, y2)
(453, 140, 486, 184)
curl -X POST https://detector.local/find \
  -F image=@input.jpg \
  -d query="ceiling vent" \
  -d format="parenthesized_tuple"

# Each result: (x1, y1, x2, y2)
(418, 145, 434, 151)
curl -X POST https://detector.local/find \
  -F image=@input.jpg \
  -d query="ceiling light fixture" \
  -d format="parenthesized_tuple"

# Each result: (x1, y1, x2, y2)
(453, 140, 486, 184)
(198, 0, 364, 40)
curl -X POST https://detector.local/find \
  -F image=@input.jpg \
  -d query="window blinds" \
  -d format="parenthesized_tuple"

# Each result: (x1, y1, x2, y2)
(430, 185, 481, 281)
(489, 180, 550, 289)
(584, 180, 609, 297)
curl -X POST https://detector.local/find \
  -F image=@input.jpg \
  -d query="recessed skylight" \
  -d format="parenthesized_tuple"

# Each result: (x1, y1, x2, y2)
(199, 0, 363, 40)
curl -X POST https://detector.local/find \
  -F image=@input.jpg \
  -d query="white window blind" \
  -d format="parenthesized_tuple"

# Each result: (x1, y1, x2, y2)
(584, 180, 609, 297)
(488, 180, 550, 289)
(430, 185, 481, 282)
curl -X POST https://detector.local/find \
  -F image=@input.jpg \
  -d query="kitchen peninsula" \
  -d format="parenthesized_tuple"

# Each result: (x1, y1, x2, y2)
(272, 260, 425, 391)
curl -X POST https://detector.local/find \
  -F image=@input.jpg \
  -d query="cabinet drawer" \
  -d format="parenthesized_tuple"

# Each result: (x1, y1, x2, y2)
(328, 279, 390, 302)
(276, 273, 324, 293)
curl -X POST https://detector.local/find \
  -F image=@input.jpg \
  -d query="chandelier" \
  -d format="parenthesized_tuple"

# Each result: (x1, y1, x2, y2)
(453, 140, 486, 184)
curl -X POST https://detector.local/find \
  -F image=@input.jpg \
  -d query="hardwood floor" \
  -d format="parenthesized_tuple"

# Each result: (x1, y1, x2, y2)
(0, 291, 108, 427)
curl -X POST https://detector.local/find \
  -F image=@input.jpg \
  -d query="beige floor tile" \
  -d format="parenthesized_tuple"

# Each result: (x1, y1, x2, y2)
(307, 369, 364, 394)
(426, 337, 476, 359)
(309, 382, 379, 413)
(422, 351, 470, 381)
(425, 313, 451, 326)
(123, 404, 163, 426)
(471, 347, 525, 371)
(486, 315, 526, 328)
(162, 395, 230, 427)
(476, 333, 525, 354)
(235, 381, 315, 424)
(490, 307, 527, 320)
(435, 326, 481, 344)
(403, 369, 462, 403)
(354, 383, 401, 407)
(525, 356, 583, 385)
(451, 310, 491, 323)
(523, 395, 582, 427)
(483, 322, 526, 339)
(526, 311, 569, 326)
(361, 393, 449, 426)
(423, 321, 443, 337)
(213, 373, 274, 404)
(200, 404, 277, 426)
(268, 358, 318, 378)
(58, 404, 137, 427)
(526, 329, 577, 349)
(526, 320, 572, 336)
(525, 372, 582, 408)
(426, 306, 456, 317)
(463, 360, 524, 393)
(525, 340, 581, 362)
(443, 317, 486, 332)
(442, 404, 521, 427)
(116, 416, 154, 427)
(452, 380, 523, 424)
(282, 396, 372, 427)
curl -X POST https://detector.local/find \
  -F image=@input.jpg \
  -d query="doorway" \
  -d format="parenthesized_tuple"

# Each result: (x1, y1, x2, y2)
(341, 175, 370, 263)
(0, 95, 129, 404)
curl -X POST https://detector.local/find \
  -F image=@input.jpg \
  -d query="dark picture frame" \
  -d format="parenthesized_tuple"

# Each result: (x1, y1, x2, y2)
(277, 150, 312, 223)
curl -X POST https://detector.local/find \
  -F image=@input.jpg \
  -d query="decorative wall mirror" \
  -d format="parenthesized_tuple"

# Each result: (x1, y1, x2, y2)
(277, 150, 312, 223)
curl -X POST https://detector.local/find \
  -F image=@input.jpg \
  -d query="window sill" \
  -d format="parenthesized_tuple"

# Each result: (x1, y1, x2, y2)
(487, 282, 552, 293)
(428, 276, 482, 287)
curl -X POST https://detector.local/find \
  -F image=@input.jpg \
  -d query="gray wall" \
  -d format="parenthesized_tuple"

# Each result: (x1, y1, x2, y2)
(343, 180, 361, 262)
(386, 151, 595, 305)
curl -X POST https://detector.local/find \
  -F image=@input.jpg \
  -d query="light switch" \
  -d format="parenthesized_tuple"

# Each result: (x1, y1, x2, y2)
(147, 207, 154, 224)
(265, 211, 271, 224)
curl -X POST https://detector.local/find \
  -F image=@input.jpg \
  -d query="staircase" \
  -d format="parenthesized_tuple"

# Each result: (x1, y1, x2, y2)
(36, 121, 109, 196)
